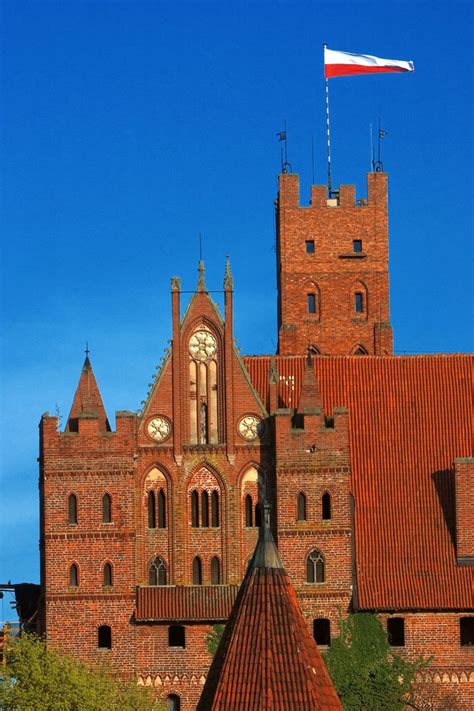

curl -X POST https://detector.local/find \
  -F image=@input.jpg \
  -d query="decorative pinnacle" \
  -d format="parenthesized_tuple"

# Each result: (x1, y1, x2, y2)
(171, 276, 181, 291)
(223, 255, 234, 290)
(197, 260, 207, 292)
(269, 357, 278, 385)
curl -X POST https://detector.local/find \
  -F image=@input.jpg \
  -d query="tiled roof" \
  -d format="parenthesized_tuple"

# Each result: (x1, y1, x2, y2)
(135, 585, 239, 622)
(198, 520, 342, 710)
(244, 354, 474, 610)
(66, 356, 110, 432)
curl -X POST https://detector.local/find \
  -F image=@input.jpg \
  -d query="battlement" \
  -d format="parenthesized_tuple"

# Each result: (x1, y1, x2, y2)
(278, 171, 387, 209)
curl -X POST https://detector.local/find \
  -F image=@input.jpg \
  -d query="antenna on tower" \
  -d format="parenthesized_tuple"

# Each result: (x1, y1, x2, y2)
(374, 117, 388, 172)
(277, 121, 291, 173)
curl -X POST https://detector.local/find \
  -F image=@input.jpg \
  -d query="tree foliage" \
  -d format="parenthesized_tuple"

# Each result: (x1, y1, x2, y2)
(205, 624, 225, 657)
(0, 632, 164, 711)
(323, 613, 429, 711)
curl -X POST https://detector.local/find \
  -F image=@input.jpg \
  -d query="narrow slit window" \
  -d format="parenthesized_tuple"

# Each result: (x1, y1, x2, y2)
(148, 491, 156, 529)
(102, 493, 112, 523)
(307, 293, 317, 314)
(211, 490, 219, 527)
(158, 489, 166, 529)
(191, 490, 199, 527)
(201, 491, 209, 528)
(305, 240, 315, 254)
(98, 625, 112, 649)
(192, 556, 202, 585)
(322, 492, 331, 521)
(387, 618, 405, 646)
(255, 502, 262, 528)
(211, 556, 221, 585)
(353, 239, 362, 252)
(297, 492, 307, 521)
(103, 563, 113, 587)
(245, 495, 253, 527)
(355, 292, 363, 313)
(68, 494, 77, 525)
(69, 564, 78, 587)
(314, 618, 331, 646)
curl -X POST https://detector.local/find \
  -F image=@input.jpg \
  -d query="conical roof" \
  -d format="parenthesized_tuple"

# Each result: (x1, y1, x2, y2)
(198, 507, 342, 710)
(65, 355, 110, 432)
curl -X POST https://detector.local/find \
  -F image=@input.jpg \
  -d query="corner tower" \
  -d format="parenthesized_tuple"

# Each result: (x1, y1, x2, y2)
(276, 171, 393, 355)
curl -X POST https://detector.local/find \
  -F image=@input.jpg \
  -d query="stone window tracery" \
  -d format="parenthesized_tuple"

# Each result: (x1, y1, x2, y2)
(149, 556, 167, 586)
(307, 549, 325, 583)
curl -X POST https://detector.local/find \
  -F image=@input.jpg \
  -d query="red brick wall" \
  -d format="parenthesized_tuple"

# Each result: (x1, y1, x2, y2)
(277, 172, 393, 355)
(455, 458, 474, 563)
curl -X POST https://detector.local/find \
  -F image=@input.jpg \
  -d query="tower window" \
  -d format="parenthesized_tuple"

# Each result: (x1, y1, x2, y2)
(167, 695, 181, 711)
(69, 564, 78, 587)
(149, 556, 167, 586)
(102, 493, 112, 523)
(148, 491, 156, 529)
(460, 617, 474, 646)
(355, 292, 364, 313)
(98, 625, 112, 649)
(245, 495, 253, 527)
(305, 240, 315, 254)
(103, 563, 113, 587)
(297, 492, 307, 521)
(211, 556, 221, 585)
(211, 490, 219, 527)
(191, 490, 199, 527)
(306, 549, 325, 583)
(387, 617, 405, 646)
(314, 618, 331, 646)
(168, 625, 185, 648)
(322, 492, 331, 521)
(353, 239, 362, 252)
(158, 489, 166, 529)
(68, 494, 77, 525)
(307, 293, 317, 314)
(201, 491, 209, 527)
(192, 556, 202, 585)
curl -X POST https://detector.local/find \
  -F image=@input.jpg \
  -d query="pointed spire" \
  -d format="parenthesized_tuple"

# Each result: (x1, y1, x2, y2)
(65, 351, 110, 432)
(269, 357, 278, 385)
(197, 260, 207, 292)
(297, 350, 322, 412)
(198, 503, 343, 710)
(223, 255, 233, 290)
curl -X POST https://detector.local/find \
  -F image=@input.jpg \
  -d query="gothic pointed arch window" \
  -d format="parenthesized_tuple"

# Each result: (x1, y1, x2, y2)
(158, 489, 166, 529)
(211, 556, 221, 585)
(211, 490, 219, 528)
(103, 562, 113, 587)
(149, 556, 167, 586)
(352, 280, 368, 317)
(188, 325, 219, 444)
(201, 491, 209, 527)
(192, 556, 202, 585)
(191, 490, 199, 527)
(68, 493, 77, 525)
(148, 490, 156, 529)
(322, 492, 331, 520)
(69, 563, 78, 587)
(297, 492, 307, 521)
(102, 493, 112, 523)
(307, 549, 325, 583)
(245, 494, 253, 527)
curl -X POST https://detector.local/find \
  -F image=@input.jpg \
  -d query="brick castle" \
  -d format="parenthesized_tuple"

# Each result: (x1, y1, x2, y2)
(39, 170, 473, 709)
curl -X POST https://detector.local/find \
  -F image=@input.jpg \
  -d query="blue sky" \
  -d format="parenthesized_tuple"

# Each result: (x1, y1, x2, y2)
(1, 0, 472, 611)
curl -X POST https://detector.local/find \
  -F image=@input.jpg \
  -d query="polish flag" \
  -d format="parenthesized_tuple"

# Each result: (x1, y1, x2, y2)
(324, 47, 415, 78)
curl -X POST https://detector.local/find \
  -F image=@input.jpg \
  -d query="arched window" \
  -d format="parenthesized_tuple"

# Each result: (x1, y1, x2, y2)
(68, 494, 77, 525)
(168, 625, 185, 648)
(322, 492, 331, 520)
(167, 695, 181, 711)
(158, 489, 166, 529)
(103, 563, 113, 587)
(245, 495, 253, 527)
(314, 618, 331, 646)
(306, 549, 325, 583)
(211, 557, 221, 585)
(191, 490, 199, 527)
(98, 625, 112, 649)
(255, 502, 262, 528)
(211, 490, 219, 527)
(102, 493, 112, 523)
(297, 492, 307, 521)
(307, 293, 317, 314)
(149, 556, 167, 586)
(148, 490, 156, 529)
(355, 291, 364, 313)
(201, 491, 209, 527)
(192, 556, 202, 585)
(69, 564, 78, 587)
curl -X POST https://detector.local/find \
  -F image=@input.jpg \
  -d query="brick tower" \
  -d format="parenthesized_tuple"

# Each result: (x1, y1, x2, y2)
(276, 171, 393, 355)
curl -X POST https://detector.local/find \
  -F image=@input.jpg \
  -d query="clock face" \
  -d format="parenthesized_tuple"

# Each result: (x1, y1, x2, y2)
(238, 415, 263, 442)
(146, 417, 171, 442)
(189, 330, 217, 361)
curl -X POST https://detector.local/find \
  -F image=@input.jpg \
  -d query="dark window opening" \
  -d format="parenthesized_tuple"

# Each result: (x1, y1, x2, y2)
(255, 502, 262, 528)
(167, 695, 181, 711)
(292, 413, 304, 429)
(314, 618, 331, 646)
(353, 239, 362, 253)
(307, 293, 317, 314)
(324, 416, 334, 429)
(211, 556, 221, 585)
(387, 617, 405, 646)
(297, 492, 307, 521)
(322, 492, 331, 521)
(460, 617, 474, 646)
(191, 490, 199, 527)
(158, 489, 166, 528)
(147, 491, 156, 529)
(245, 495, 253, 527)
(211, 490, 219, 528)
(200, 402, 208, 444)
(201, 491, 209, 528)
(307, 549, 325, 583)
(69, 564, 78, 587)
(98, 625, 112, 649)
(168, 625, 185, 648)
(306, 240, 315, 254)
(103, 563, 113, 587)
(192, 556, 202, 585)
(102, 493, 112, 523)
(68, 494, 77, 525)
(355, 292, 363, 313)
(149, 556, 167, 586)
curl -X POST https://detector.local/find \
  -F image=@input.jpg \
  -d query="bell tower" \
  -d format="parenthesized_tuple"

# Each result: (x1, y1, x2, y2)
(276, 171, 393, 356)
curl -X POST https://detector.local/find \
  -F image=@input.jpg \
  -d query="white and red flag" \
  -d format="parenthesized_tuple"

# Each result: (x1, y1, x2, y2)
(324, 47, 415, 78)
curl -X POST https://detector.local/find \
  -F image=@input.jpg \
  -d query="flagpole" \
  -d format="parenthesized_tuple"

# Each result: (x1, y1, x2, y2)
(323, 44, 332, 195)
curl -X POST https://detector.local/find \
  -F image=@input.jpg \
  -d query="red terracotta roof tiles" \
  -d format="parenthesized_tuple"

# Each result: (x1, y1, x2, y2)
(135, 585, 239, 622)
(66, 356, 110, 432)
(244, 354, 474, 610)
